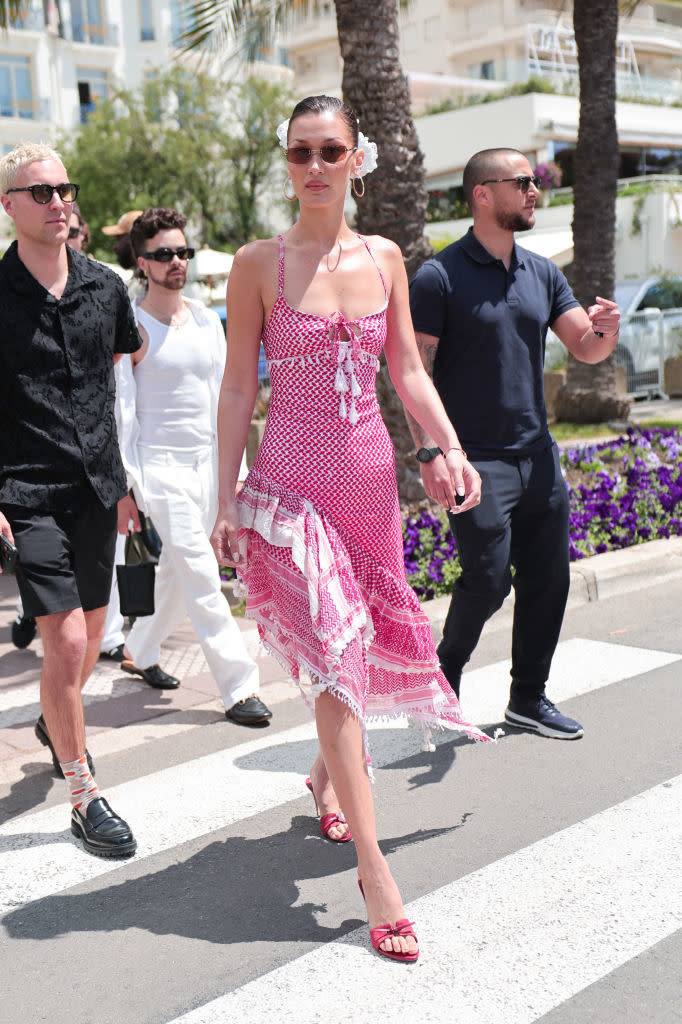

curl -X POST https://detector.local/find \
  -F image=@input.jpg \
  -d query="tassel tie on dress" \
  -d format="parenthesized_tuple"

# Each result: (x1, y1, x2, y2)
(329, 311, 365, 426)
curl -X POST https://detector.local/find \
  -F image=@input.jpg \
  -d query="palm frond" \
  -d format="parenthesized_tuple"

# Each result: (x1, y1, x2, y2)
(178, 0, 320, 56)
(0, 0, 31, 29)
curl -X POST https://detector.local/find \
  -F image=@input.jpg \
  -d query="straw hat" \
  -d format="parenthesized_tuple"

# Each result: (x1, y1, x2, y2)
(101, 210, 144, 236)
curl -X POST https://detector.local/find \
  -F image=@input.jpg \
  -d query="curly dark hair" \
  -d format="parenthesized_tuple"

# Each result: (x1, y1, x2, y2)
(130, 207, 187, 258)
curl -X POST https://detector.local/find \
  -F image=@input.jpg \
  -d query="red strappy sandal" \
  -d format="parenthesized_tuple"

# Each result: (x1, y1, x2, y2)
(305, 777, 353, 843)
(358, 878, 419, 963)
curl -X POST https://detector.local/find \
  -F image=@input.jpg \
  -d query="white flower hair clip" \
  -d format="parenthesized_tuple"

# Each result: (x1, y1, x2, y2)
(276, 118, 378, 178)
(276, 119, 289, 151)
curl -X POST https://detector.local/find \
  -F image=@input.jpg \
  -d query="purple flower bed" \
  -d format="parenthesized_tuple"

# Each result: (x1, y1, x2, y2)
(402, 507, 460, 601)
(533, 160, 562, 190)
(562, 425, 682, 559)
(402, 426, 682, 599)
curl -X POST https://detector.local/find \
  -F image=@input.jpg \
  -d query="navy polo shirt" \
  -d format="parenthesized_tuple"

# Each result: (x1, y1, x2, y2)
(409, 227, 579, 458)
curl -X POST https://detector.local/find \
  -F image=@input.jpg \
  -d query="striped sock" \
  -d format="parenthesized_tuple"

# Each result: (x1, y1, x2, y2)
(60, 755, 100, 814)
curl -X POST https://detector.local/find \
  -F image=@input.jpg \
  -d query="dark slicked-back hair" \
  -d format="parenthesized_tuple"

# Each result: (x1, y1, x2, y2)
(288, 95, 359, 147)
(462, 148, 524, 208)
(130, 207, 187, 258)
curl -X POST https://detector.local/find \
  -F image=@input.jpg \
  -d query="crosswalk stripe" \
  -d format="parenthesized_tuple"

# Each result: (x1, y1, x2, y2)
(0, 718, 418, 913)
(167, 776, 682, 1024)
(1, 637, 677, 914)
(459, 637, 680, 724)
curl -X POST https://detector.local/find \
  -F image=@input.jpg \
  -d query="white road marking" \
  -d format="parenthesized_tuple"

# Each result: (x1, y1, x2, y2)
(460, 637, 680, 724)
(0, 638, 677, 917)
(0, 719, 415, 913)
(168, 776, 682, 1024)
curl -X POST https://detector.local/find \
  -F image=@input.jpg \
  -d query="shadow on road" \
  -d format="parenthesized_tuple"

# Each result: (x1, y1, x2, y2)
(2, 815, 465, 946)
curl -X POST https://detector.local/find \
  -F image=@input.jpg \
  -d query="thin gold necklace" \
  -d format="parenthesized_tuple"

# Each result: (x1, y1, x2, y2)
(326, 241, 342, 273)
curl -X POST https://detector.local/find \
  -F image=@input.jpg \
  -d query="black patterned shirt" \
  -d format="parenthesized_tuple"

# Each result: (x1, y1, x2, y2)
(0, 242, 141, 511)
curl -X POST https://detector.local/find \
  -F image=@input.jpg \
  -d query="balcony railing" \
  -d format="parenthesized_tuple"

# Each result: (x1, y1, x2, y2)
(11, 7, 45, 30)
(0, 96, 51, 120)
(70, 21, 119, 46)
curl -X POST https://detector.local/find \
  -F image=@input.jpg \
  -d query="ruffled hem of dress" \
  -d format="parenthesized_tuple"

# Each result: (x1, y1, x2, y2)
(237, 471, 495, 750)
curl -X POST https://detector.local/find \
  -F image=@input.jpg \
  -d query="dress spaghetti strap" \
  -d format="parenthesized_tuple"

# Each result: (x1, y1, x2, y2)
(277, 234, 285, 296)
(357, 234, 388, 304)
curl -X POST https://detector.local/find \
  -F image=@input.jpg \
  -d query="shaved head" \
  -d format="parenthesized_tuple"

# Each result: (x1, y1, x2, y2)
(462, 148, 524, 208)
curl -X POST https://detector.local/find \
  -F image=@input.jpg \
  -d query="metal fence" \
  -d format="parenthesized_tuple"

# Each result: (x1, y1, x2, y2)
(615, 308, 682, 398)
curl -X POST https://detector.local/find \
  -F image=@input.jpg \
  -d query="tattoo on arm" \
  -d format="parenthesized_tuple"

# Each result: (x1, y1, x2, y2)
(404, 334, 439, 448)
(418, 336, 438, 378)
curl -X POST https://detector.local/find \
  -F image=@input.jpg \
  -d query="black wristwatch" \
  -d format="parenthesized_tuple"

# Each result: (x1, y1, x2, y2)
(416, 446, 443, 464)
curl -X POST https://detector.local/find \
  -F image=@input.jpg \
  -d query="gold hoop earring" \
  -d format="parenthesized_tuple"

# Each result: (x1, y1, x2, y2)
(352, 176, 365, 198)
(283, 178, 297, 202)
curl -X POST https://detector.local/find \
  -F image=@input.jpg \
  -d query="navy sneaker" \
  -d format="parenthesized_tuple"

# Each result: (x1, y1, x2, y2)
(505, 695, 583, 740)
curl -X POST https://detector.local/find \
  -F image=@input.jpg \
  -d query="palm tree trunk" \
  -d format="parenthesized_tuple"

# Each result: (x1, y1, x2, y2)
(554, 0, 631, 423)
(334, 0, 432, 499)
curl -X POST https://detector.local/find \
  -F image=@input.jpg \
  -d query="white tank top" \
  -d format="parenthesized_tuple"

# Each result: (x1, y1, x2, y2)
(134, 302, 224, 450)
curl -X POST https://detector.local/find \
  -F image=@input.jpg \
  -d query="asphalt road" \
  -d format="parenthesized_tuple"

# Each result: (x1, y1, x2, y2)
(0, 577, 680, 1024)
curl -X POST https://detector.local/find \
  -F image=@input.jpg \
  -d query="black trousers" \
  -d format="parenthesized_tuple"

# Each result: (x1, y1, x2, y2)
(437, 442, 570, 701)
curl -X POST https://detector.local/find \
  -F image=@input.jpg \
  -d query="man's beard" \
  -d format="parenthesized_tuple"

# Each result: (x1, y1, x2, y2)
(495, 209, 533, 232)
(147, 265, 186, 291)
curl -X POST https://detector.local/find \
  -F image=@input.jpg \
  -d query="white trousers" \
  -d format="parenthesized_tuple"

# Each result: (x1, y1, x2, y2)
(124, 445, 259, 709)
(101, 531, 126, 651)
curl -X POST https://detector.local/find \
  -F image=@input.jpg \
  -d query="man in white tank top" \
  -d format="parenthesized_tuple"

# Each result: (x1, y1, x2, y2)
(116, 208, 272, 726)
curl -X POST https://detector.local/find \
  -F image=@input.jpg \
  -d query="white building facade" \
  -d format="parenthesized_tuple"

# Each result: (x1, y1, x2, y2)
(0, 0, 189, 152)
(281, 1, 682, 180)
(282, 1, 682, 111)
(0, 0, 291, 153)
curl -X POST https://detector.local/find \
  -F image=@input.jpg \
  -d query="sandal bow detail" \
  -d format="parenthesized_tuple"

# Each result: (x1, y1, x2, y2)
(358, 878, 420, 963)
(369, 920, 419, 963)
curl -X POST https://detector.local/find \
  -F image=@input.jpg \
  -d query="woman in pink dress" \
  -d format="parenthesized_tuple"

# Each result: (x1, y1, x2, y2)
(211, 95, 492, 963)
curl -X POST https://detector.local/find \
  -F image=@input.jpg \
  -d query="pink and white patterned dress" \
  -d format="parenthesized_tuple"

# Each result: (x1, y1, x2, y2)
(237, 235, 490, 748)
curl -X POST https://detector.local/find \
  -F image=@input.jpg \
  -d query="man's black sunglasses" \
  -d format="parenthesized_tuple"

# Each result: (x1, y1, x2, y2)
(142, 246, 195, 262)
(480, 176, 541, 193)
(6, 182, 80, 204)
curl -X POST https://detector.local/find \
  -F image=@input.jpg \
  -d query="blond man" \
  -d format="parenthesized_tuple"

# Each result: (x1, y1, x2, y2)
(0, 143, 140, 856)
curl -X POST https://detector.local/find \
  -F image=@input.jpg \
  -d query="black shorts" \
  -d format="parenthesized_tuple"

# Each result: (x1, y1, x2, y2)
(3, 493, 117, 618)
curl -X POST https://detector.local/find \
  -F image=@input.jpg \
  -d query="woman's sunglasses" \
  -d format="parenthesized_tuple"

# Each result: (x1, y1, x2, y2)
(286, 145, 356, 165)
(68, 225, 82, 239)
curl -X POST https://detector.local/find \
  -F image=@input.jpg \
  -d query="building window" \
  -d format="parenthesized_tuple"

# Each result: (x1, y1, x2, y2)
(139, 0, 154, 40)
(70, 0, 108, 44)
(424, 15, 441, 42)
(13, 7, 46, 30)
(0, 55, 34, 119)
(294, 53, 316, 77)
(76, 66, 107, 122)
(169, 0, 188, 47)
(403, 23, 417, 52)
(468, 60, 495, 80)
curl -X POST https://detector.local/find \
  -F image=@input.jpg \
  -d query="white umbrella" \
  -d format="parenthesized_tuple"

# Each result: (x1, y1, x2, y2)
(194, 245, 234, 279)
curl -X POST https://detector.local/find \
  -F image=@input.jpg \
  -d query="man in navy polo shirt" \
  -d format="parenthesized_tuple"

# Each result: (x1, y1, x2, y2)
(408, 147, 620, 739)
